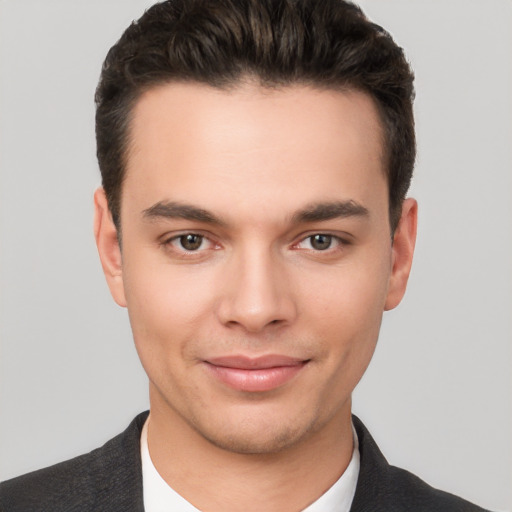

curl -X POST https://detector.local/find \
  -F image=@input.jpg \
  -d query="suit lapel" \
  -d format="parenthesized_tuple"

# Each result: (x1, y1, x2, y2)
(349, 415, 391, 511)
(87, 411, 148, 511)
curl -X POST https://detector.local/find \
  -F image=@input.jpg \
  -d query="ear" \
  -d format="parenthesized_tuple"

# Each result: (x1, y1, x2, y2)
(384, 198, 418, 311)
(93, 188, 127, 307)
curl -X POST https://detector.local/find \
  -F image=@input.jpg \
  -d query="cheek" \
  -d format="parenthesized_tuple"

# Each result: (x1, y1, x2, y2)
(121, 254, 218, 357)
(303, 264, 388, 400)
(296, 252, 391, 362)
(301, 259, 389, 324)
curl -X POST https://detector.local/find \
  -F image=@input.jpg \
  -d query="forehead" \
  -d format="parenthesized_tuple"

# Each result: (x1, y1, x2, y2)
(122, 82, 387, 223)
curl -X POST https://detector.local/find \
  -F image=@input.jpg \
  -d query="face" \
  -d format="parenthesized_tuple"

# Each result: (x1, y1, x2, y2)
(95, 82, 416, 454)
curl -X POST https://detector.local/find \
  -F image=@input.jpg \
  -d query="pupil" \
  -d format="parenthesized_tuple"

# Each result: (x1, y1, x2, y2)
(311, 234, 331, 250)
(181, 234, 202, 250)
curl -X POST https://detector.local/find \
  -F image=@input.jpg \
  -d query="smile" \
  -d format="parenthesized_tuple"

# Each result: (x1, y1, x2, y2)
(203, 355, 310, 392)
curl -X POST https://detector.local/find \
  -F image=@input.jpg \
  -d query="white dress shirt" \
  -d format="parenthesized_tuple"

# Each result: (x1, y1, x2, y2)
(141, 417, 359, 512)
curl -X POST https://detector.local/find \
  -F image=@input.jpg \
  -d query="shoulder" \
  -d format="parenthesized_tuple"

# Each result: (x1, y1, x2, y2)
(381, 464, 491, 512)
(351, 415, 492, 512)
(0, 449, 100, 512)
(0, 412, 148, 512)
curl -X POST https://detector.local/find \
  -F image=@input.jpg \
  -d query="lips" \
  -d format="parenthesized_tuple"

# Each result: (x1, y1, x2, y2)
(204, 355, 309, 392)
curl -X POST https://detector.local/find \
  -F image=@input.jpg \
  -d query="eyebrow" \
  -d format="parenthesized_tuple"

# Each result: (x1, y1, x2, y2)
(142, 201, 227, 226)
(142, 199, 369, 227)
(291, 200, 369, 224)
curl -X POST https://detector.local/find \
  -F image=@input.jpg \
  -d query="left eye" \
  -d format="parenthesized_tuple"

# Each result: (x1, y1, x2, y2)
(297, 234, 340, 251)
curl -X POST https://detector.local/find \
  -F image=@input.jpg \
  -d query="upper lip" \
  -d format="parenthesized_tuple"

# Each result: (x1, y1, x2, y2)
(205, 355, 308, 370)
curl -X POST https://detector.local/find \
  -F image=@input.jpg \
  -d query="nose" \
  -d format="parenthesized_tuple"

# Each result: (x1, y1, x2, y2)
(216, 247, 297, 333)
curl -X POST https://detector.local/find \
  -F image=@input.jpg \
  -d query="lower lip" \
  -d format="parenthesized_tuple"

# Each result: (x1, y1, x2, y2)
(204, 362, 307, 392)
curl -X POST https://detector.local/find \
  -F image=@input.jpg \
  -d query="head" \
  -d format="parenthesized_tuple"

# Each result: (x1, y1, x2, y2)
(93, 0, 417, 456)
(95, 0, 415, 236)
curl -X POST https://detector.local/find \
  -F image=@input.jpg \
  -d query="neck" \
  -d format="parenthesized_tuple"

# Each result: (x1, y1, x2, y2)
(146, 387, 354, 512)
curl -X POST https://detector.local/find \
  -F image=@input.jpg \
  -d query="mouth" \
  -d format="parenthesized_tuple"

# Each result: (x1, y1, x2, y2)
(203, 355, 310, 392)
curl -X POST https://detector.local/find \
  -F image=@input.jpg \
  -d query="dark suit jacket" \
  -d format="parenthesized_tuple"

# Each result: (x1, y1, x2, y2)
(0, 411, 491, 511)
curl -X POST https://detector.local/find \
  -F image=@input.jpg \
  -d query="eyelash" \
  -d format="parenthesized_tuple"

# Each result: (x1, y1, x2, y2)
(161, 232, 350, 257)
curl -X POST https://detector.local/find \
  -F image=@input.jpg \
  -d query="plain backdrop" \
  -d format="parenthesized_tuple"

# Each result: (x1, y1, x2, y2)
(0, 1, 510, 510)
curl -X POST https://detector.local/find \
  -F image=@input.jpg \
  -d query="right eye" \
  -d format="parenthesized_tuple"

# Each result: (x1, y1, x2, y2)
(173, 234, 206, 251)
(160, 232, 220, 259)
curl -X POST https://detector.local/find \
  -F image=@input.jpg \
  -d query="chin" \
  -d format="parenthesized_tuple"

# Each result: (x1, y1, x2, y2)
(190, 411, 321, 455)
(201, 428, 308, 455)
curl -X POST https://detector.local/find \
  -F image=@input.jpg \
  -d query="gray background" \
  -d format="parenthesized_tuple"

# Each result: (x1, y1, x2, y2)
(1, 1, 510, 510)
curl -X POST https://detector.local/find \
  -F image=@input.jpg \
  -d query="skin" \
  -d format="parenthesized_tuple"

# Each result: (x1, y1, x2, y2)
(94, 82, 417, 511)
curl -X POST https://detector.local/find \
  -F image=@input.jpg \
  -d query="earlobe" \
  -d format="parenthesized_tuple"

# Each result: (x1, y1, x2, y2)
(384, 198, 418, 311)
(93, 188, 127, 307)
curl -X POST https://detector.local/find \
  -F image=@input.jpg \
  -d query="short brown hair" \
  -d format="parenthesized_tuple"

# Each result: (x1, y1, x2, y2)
(95, 0, 415, 232)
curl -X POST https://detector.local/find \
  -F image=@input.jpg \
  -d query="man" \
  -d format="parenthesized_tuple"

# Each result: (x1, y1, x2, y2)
(0, 0, 495, 510)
